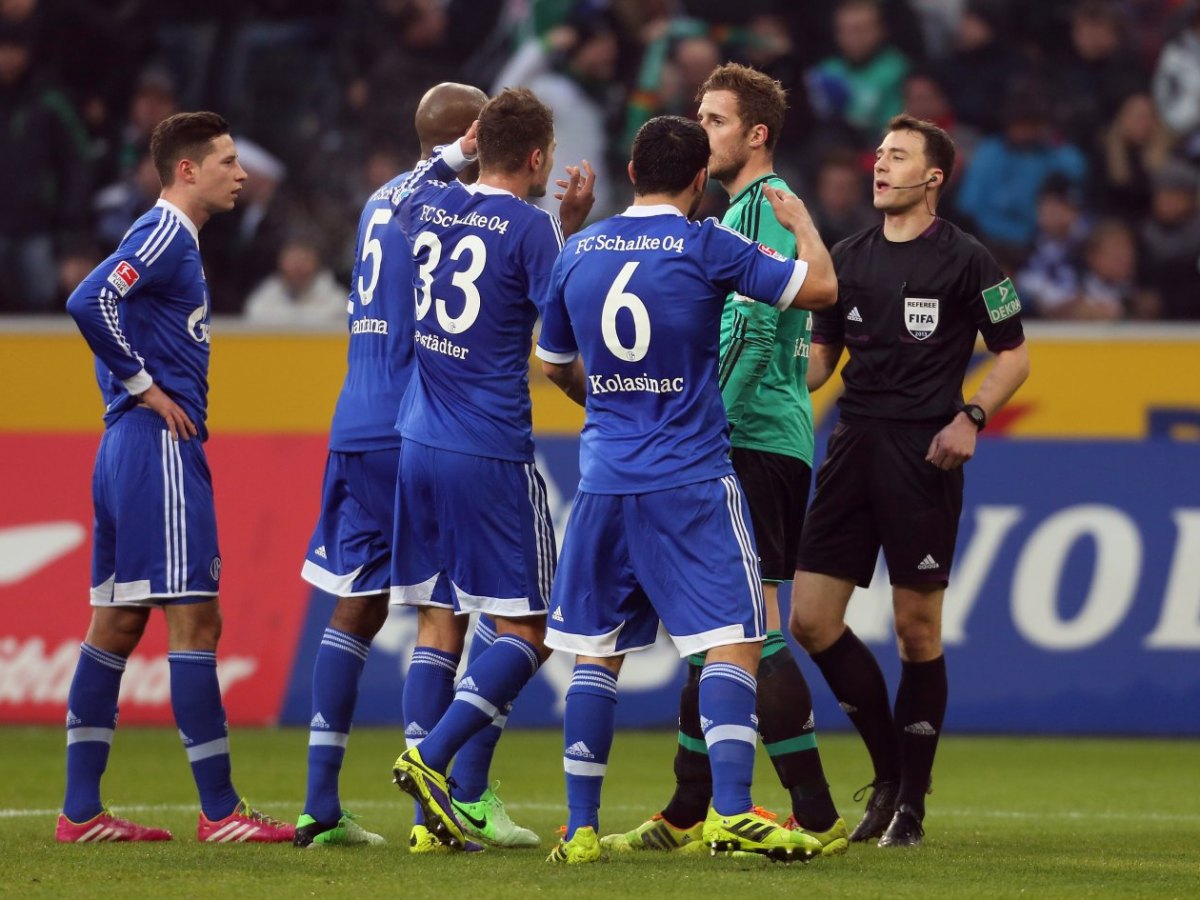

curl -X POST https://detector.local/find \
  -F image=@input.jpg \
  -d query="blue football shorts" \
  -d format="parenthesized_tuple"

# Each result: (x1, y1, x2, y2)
(389, 440, 554, 618)
(301, 447, 401, 597)
(544, 475, 766, 658)
(90, 408, 220, 606)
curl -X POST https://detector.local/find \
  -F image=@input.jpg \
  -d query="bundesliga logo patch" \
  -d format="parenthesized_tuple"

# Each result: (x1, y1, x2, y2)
(757, 243, 785, 261)
(106, 260, 140, 296)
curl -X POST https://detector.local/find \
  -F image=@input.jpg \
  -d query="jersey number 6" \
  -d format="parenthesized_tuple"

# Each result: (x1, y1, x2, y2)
(601, 261, 651, 362)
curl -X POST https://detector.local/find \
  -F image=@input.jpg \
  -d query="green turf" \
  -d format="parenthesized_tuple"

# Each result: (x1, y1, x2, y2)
(2, 726, 1196, 898)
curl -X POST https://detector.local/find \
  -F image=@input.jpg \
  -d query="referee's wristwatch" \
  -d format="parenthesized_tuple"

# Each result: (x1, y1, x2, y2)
(959, 403, 987, 431)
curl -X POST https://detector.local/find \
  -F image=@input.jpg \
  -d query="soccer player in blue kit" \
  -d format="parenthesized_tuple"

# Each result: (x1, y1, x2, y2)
(535, 116, 837, 864)
(293, 83, 544, 851)
(59, 112, 293, 844)
(387, 87, 596, 852)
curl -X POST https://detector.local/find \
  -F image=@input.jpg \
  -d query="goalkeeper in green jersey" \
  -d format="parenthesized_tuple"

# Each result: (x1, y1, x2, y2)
(601, 63, 848, 857)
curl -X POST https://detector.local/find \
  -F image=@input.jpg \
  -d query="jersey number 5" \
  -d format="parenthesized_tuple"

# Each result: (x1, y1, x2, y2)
(602, 261, 651, 362)
(356, 208, 392, 307)
(413, 232, 487, 334)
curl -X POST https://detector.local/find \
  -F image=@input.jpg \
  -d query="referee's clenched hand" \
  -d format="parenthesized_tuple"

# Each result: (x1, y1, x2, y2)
(924, 415, 977, 470)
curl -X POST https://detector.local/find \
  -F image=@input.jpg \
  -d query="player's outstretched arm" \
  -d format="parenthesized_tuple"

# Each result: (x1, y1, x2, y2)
(925, 342, 1030, 470)
(556, 160, 596, 238)
(763, 186, 836, 310)
(541, 358, 587, 407)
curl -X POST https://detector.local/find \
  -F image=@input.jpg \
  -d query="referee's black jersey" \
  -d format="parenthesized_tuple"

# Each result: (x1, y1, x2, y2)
(813, 218, 1025, 424)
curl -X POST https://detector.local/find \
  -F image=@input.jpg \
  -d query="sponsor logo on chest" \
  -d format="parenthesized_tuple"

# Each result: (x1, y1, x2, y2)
(904, 296, 939, 340)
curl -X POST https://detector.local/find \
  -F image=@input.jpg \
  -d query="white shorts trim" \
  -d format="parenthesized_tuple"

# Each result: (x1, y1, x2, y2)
(300, 559, 381, 598)
(90, 580, 218, 607)
(544, 623, 656, 658)
(389, 575, 448, 608)
(668, 624, 763, 658)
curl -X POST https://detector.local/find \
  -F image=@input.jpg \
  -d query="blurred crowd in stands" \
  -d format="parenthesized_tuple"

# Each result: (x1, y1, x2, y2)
(3, 0, 1200, 320)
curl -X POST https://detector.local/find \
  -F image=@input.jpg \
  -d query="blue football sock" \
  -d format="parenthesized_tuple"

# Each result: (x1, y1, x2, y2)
(563, 664, 618, 839)
(700, 662, 759, 816)
(304, 628, 370, 824)
(418, 634, 541, 773)
(450, 616, 502, 803)
(168, 650, 240, 821)
(62, 643, 126, 822)
(404, 645, 459, 824)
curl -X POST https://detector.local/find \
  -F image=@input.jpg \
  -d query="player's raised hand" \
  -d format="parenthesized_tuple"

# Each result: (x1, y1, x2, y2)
(557, 160, 596, 238)
(139, 383, 198, 442)
(925, 416, 976, 470)
(460, 120, 480, 158)
(763, 185, 815, 231)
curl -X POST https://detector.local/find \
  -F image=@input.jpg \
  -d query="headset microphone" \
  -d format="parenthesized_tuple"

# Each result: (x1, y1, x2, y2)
(889, 176, 938, 189)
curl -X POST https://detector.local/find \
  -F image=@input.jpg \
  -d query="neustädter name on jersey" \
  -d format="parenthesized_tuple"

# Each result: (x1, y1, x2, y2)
(536, 205, 807, 495)
(393, 148, 565, 463)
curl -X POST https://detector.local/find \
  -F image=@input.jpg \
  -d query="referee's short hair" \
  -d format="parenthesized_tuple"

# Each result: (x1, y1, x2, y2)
(697, 63, 788, 154)
(477, 87, 554, 175)
(631, 116, 710, 196)
(886, 113, 956, 184)
(150, 111, 230, 187)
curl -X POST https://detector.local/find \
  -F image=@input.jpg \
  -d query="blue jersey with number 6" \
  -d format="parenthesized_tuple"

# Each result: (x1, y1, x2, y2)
(535, 204, 808, 494)
(327, 170, 414, 451)
(393, 161, 565, 463)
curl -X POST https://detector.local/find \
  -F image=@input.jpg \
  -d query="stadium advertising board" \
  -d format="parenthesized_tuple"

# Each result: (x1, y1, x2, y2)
(2, 326, 1197, 734)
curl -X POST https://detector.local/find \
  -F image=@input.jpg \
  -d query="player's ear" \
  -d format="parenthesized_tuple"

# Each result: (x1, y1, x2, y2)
(750, 124, 768, 149)
(692, 166, 707, 194)
(627, 160, 636, 186)
(529, 146, 543, 175)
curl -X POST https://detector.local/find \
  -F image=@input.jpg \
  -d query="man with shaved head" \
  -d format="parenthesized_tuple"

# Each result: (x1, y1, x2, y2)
(294, 82, 542, 850)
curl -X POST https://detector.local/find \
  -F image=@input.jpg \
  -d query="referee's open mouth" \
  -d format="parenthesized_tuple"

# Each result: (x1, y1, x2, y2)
(874, 179, 890, 194)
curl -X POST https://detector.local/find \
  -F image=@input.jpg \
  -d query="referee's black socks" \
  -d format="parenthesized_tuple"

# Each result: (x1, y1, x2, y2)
(810, 627, 901, 784)
(893, 655, 947, 820)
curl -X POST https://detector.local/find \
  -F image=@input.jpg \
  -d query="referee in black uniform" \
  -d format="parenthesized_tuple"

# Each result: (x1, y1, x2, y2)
(790, 114, 1031, 848)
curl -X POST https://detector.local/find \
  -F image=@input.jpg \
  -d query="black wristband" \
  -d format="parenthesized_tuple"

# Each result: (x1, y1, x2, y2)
(960, 403, 986, 431)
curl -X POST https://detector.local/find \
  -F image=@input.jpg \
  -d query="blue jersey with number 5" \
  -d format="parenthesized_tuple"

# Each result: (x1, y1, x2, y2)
(536, 205, 807, 494)
(327, 170, 415, 451)
(393, 171, 565, 463)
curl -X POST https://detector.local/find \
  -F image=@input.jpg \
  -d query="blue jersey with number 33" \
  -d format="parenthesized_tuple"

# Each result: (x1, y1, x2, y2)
(536, 205, 807, 494)
(393, 162, 565, 463)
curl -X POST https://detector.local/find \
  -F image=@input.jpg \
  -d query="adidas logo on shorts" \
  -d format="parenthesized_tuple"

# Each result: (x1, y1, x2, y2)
(310, 712, 329, 729)
(847, 306, 864, 323)
(566, 741, 595, 759)
(917, 554, 939, 571)
(552, 606, 564, 623)
(314, 545, 327, 559)
(904, 720, 937, 736)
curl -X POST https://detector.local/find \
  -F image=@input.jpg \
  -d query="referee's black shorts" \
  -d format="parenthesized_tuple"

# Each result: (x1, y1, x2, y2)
(730, 446, 812, 583)
(795, 419, 964, 588)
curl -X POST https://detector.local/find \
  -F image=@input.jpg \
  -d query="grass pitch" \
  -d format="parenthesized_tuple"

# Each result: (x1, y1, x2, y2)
(1, 726, 1196, 899)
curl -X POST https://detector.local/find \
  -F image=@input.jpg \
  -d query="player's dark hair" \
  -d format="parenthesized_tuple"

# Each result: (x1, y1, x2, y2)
(886, 113, 956, 184)
(697, 63, 788, 154)
(150, 111, 230, 186)
(477, 87, 554, 174)
(631, 116, 710, 196)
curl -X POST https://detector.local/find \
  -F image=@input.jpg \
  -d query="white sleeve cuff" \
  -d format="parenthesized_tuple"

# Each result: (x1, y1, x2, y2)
(535, 345, 579, 365)
(122, 369, 153, 396)
(775, 259, 809, 312)
(441, 139, 477, 173)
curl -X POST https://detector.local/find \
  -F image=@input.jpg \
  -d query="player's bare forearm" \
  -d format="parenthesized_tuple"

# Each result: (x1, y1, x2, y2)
(966, 342, 1031, 419)
(807, 341, 843, 393)
(541, 358, 587, 406)
(763, 187, 836, 310)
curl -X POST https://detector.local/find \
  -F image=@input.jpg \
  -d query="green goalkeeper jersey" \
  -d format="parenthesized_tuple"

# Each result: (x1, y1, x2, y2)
(717, 174, 814, 465)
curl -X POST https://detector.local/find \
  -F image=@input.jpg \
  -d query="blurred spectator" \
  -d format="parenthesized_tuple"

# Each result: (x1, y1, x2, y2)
(1051, 0, 1148, 147)
(93, 148, 160, 251)
(956, 89, 1088, 263)
(807, 0, 909, 142)
(55, 236, 101, 307)
(624, 19, 721, 153)
(243, 235, 349, 325)
(812, 150, 877, 245)
(1098, 91, 1174, 218)
(492, 3, 621, 216)
(0, 21, 90, 312)
(1016, 176, 1089, 317)
(935, 0, 1021, 135)
(1153, 2, 1200, 138)
(1074, 219, 1160, 319)
(901, 68, 979, 165)
(1140, 158, 1200, 319)
(103, 67, 180, 186)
